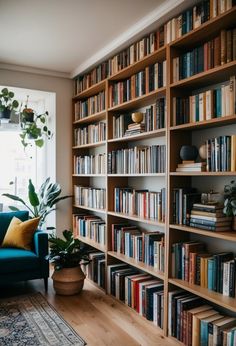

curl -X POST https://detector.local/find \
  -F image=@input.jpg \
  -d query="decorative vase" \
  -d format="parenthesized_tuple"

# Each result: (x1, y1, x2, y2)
(52, 266, 85, 295)
(232, 216, 236, 231)
(24, 112, 34, 122)
(180, 145, 198, 161)
(0, 108, 11, 119)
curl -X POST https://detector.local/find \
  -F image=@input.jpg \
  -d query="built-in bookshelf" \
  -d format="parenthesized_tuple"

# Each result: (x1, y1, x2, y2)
(72, 2, 236, 344)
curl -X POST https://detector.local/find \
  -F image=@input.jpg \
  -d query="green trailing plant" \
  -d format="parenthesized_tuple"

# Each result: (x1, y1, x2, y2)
(223, 180, 236, 216)
(19, 96, 52, 148)
(2, 178, 72, 229)
(47, 230, 90, 270)
(0, 88, 19, 117)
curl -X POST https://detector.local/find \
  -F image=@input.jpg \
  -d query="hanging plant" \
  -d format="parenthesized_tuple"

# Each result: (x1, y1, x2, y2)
(0, 88, 19, 119)
(20, 96, 52, 148)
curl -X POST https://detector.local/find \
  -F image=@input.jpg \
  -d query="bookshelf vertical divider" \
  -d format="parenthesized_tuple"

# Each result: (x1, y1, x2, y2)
(72, 6, 236, 342)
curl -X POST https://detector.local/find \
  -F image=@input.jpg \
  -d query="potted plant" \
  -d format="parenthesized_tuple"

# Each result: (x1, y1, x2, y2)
(223, 180, 236, 230)
(0, 88, 19, 119)
(2, 178, 71, 230)
(19, 98, 52, 148)
(47, 230, 90, 295)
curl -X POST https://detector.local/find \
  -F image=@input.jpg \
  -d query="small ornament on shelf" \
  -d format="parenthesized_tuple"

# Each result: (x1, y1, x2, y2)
(176, 145, 206, 172)
(124, 112, 145, 136)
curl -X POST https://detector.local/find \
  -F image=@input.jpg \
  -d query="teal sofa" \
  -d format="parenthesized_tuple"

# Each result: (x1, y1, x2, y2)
(0, 211, 49, 290)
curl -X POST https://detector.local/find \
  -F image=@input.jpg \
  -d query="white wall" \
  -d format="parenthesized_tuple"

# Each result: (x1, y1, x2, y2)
(0, 68, 73, 235)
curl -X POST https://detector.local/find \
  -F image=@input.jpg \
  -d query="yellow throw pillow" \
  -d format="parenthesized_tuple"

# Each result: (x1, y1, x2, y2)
(2, 217, 40, 250)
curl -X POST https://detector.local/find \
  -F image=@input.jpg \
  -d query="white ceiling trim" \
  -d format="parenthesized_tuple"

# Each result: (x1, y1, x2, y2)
(71, 0, 196, 78)
(0, 63, 70, 79)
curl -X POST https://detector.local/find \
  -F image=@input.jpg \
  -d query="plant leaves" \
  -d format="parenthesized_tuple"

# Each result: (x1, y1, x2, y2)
(35, 139, 44, 147)
(28, 179, 40, 207)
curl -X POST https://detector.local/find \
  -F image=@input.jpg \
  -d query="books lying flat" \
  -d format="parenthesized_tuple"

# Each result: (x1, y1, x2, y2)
(176, 162, 206, 172)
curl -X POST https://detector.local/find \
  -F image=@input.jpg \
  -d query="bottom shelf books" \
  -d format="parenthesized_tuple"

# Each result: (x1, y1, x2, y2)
(169, 290, 236, 346)
(107, 263, 164, 328)
(83, 251, 106, 289)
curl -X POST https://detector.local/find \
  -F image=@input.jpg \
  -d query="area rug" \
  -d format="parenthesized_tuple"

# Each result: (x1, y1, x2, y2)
(0, 292, 86, 346)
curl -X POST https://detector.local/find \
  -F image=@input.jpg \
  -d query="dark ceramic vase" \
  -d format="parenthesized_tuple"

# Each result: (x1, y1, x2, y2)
(180, 145, 198, 161)
(0, 108, 11, 119)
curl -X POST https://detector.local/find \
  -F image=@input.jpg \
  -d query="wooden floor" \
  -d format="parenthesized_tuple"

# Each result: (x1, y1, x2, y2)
(0, 278, 178, 346)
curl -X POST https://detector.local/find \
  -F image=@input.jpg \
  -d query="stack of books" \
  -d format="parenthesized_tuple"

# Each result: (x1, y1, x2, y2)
(176, 161, 207, 172)
(190, 203, 232, 231)
(124, 122, 145, 136)
(107, 264, 164, 328)
(169, 290, 236, 345)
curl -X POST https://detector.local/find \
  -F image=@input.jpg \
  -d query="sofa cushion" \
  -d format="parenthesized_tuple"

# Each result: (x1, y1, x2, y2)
(2, 217, 40, 250)
(0, 248, 40, 274)
(0, 211, 29, 244)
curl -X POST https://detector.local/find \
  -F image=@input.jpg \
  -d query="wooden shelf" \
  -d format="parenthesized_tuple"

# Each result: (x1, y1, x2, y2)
(73, 174, 106, 177)
(73, 204, 106, 214)
(168, 278, 236, 313)
(75, 235, 106, 252)
(73, 110, 106, 125)
(170, 171, 236, 176)
(74, 80, 106, 100)
(170, 224, 236, 242)
(109, 46, 166, 81)
(108, 129, 166, 143)
(108, 251, 164, 280)
(85, 277, 106, 293)
(108, 87, 166, 112)
(170, 115, 236, 131)
(72, 141, 106, 149)
(107, 173, 165, 177)
(170, 61, 236, 90)
(107, 211, 165, 227)
(170, 7, 236, 49)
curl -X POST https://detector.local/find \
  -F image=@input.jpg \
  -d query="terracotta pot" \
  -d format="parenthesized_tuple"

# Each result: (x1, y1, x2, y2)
(232, 216, 236, 231)
(52, 266, 85, 295)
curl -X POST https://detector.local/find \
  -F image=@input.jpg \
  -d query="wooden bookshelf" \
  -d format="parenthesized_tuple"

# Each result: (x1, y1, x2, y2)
(75, 235, 106, 252)
(72, 4, 236, 343)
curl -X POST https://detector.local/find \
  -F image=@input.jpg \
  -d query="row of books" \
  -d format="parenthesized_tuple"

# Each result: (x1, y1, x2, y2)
(83, 251, 106, 289)
(74, 185, 106, 210)
(73, 214, 106, 245)
(75, 1, 235, 95)
(74, 91, 105, 120)
(111, 224, 165, 271)
(205, 135, 236, 172)
(173, 188, 201, 226)
(74, 122, 106, 146)
(74, 26, 165, 94)
(107, 264, 164, 328)
(166, 0, 234, 44)
(172, 28, 236, 82)
(172, 76, 236, 126)
(172, 240, 235, 297)
(169, 290, 236, 346)
(73, 154, 106, 175)
(112, 98, 166, 139)
(108, 145, 166, 174)
(108, 61, 166, 107)
(114, 187, 165, 222)
(190, 202, 232, 233)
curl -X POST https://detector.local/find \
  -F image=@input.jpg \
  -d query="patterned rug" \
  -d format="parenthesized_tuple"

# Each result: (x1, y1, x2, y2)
(0, 292, 86, 346)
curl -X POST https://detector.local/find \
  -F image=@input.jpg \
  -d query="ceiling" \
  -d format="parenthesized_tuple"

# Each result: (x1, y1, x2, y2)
(0, 0, 170, 77)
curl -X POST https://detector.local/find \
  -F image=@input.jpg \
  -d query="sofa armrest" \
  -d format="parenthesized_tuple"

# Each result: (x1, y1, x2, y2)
(34, 230, 48, 258)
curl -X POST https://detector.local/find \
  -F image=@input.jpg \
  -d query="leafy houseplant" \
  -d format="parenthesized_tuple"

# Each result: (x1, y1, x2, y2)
(223, 180, 236, 230)
(0, 88, 19, 119)
(20, 107, 52, 148)
(47, 230, 90, 295)
(2, 178, 71, 229)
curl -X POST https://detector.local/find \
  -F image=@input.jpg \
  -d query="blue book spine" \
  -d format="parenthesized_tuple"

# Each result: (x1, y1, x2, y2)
(200, 320, 208, 346)
(186, 52, 191, 78)
(208, 258, 214, 291)
(195, 94, 199, 122)
(215, 88, 222, 117)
